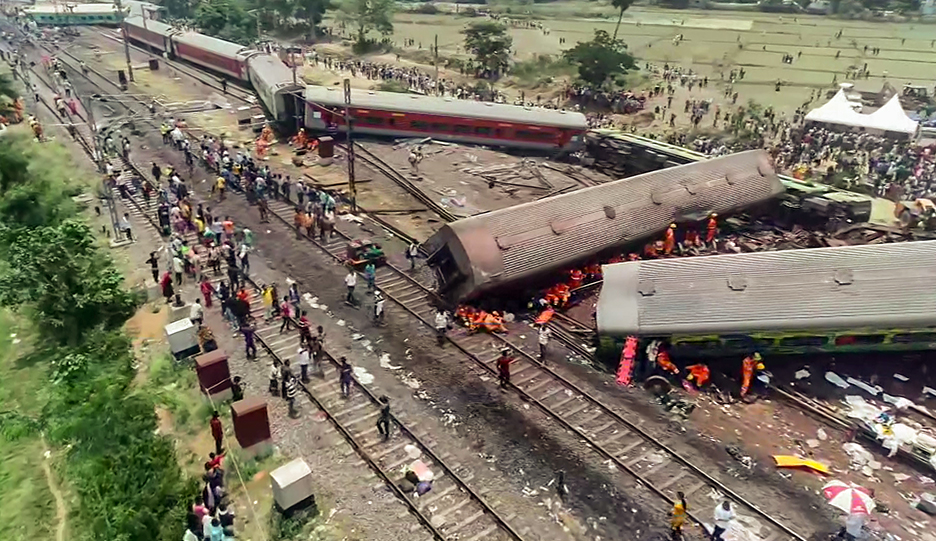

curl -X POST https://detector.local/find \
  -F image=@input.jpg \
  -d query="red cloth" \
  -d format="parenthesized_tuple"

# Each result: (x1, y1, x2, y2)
(210, 417, 223, 442)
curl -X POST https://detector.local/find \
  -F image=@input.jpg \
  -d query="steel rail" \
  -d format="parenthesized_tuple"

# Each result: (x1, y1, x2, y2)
(246, 306, 452, 541)
(336, 142, 458, 223)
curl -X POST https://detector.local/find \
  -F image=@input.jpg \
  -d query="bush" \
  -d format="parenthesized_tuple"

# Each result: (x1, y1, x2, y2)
(410, 2, 440, 13)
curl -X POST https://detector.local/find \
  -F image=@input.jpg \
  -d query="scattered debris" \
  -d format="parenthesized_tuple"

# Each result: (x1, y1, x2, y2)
(400, 373, 421, 389)
(795, 369, 811, 380)
(379, 353, 401, 370)
(826, 372, 850, 389)
(353, 366, 374, 385)
(726, 445, 754, 469)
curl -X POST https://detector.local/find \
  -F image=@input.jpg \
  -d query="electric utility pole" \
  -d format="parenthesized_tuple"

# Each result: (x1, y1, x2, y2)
(343, 78, 356, 212)
(114, 0, 133, 82)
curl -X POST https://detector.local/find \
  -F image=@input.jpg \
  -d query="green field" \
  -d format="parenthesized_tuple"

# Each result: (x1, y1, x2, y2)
(349, 5, 936, 111)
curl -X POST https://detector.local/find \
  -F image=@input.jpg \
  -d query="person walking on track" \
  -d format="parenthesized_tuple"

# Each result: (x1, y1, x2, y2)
(538, 324, 551, 362)
(339, 357, 353, 398)
(497, 350, 515, 389)
(377, 396, 391, 442)
(345, 269, 357, 306)
(712, 500, 735, 541)
(670, 491, 687, 540)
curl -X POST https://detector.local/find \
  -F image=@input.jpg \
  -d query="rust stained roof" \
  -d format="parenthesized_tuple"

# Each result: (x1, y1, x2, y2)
(597, 240, 936, 335)
(445, 150, 783, 294)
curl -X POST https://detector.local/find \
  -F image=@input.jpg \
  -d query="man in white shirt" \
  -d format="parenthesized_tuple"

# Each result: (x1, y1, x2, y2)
(434, 309, 448, 346)
(190, 299, 204, 326)
(538, 325, 551, 362)
(345, 270, 356, 305)
(712, 500, 735, 541)
(297, 345, 310, 383)
(173, 254, 184, 285)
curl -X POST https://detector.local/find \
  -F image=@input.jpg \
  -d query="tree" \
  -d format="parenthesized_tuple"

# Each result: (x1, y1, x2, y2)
(194, 0, 257, 44)
(0, 221, 138, 345)
(337, 0, 395, 47)
(564, 30, 636, 88)
(462, 21, 513, 79)
(611, 0, 633, 40)
(0, 131, 78, 229)
(158, 0, 194, 19)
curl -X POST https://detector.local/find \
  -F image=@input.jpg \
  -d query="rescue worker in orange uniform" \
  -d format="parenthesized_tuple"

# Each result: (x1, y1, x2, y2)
(568, 269, 585, 290)
(657, 350, 679, 375)
(706, 213, 719, 246)
(740, 352, 762, 397)
(627, 253, 641, 261)
(663, 223, 676, 255)
(644, 243, 658, 258)
(686, 364, 710, 389)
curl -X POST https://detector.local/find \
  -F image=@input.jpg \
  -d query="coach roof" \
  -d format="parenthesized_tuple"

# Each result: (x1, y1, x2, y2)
(597, 240, 936, 335)
(173, 30, 255, 59)
(303, 85, 587, 129)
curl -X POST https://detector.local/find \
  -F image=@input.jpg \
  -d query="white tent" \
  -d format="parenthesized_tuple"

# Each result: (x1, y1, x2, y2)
(804, 89, 865, 126)
(866, 94, 919, 135)
(805, 90, 919, 135)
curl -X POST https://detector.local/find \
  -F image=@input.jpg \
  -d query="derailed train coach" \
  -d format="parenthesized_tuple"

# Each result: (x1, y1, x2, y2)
(122, 17, 301, 123)
(596, 241, 936, 360)
(424, 150, 785, 303)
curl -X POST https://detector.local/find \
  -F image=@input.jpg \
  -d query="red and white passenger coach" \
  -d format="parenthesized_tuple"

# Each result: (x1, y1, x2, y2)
(303, 86, 588, 151)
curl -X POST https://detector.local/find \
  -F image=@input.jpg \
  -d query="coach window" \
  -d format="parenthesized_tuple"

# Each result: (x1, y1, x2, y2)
(410, 120, 429, 130)
(431, 123, 450, 131)
(454, 125, 471, 134)
(475, 126, 492, 136)
(363, 117, 383, 125)
(779, 336, 828, 348)
(517, 130, 554, 141)
(893, 332, 936, 343)
(834, 334, 885, 346)
(387, 118, 395, 127)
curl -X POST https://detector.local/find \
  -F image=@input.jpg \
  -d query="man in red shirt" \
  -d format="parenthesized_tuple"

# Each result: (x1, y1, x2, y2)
(210, 411, 224, 455)
(496, 350, 515, 389)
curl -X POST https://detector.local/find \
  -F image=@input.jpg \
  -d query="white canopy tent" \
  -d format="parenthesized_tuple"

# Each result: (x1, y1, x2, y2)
(805, 90, 919, 136)
(804, 89, 865, 126)
(866, 94, 919, 134)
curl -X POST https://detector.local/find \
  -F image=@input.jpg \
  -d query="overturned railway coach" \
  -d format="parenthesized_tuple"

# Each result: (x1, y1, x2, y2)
(596, 241, 936, 358)
(424, 150, 784, 302)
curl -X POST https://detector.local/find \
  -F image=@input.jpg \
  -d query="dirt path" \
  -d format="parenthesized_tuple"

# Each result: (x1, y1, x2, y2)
(40, 440, 67, 541)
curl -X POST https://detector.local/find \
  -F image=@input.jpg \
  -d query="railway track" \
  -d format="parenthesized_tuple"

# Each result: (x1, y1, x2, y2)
(255, 195, 811, 541)
(18, 39, 553, 541)
(337, 141, 460, 223)
(26, 32, 815, 540)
